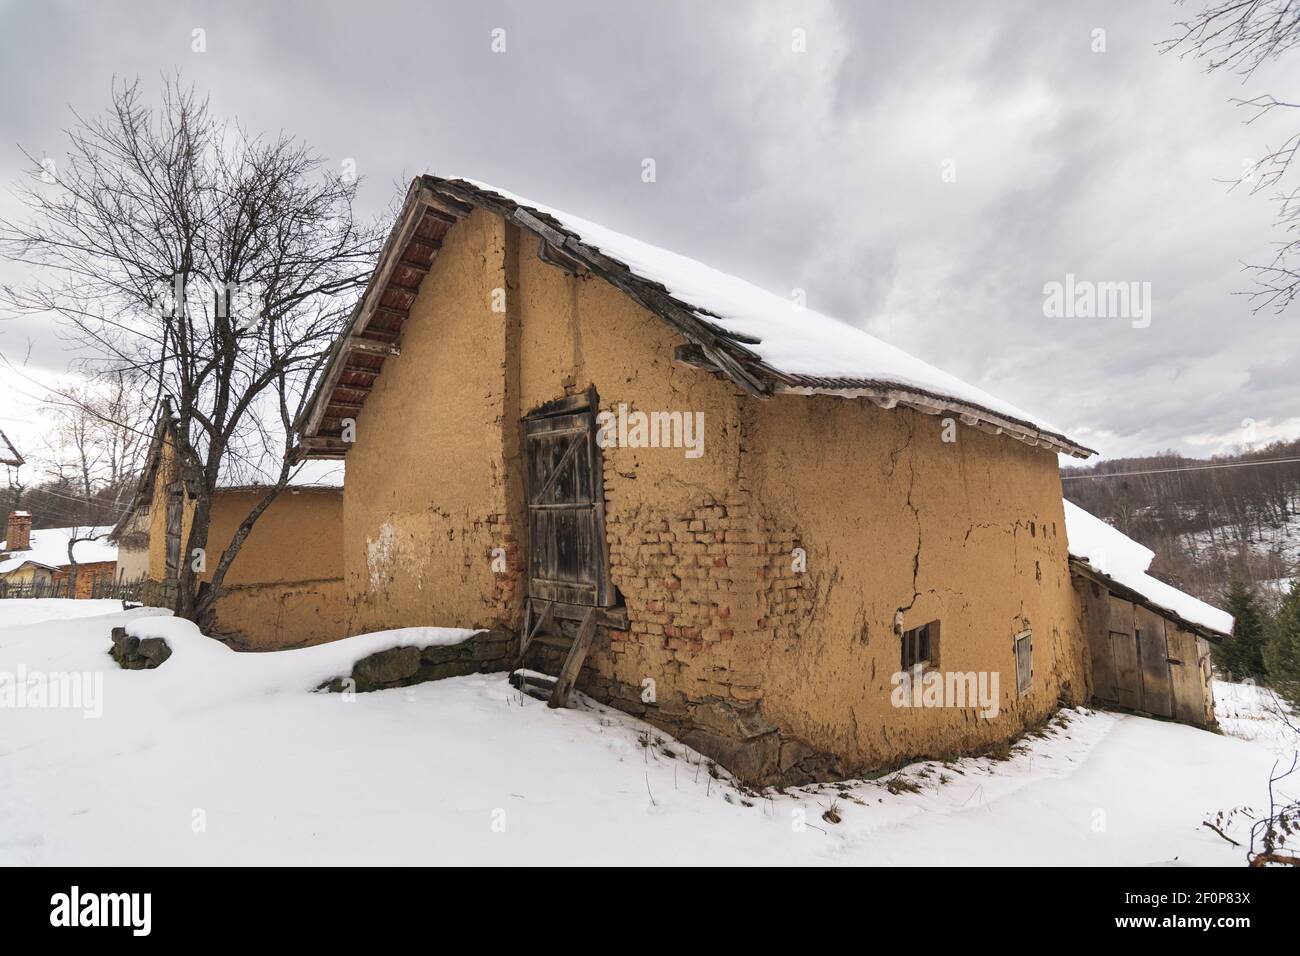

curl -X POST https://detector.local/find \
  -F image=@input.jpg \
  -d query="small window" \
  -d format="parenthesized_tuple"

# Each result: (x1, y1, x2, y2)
(1014, 629, 1033, 696)
(901, 620, 940, 670)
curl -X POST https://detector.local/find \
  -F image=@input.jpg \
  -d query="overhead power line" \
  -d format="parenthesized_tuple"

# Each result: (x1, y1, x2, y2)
(1062, 456, 1300, 481)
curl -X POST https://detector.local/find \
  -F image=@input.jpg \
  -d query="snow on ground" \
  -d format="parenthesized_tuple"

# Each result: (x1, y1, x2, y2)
(0, 598, 126, 629)
(1214, 680, 1297, 753)
(1, 600, 1294, 866)
(1181, 510, 1300, 582)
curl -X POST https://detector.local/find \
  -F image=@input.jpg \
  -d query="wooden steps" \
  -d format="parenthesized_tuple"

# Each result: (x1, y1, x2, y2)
(509, 598, 607, 709)
(508, 671, 557, 702)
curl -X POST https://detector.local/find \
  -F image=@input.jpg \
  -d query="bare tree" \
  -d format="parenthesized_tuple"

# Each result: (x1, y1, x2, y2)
(1162, 1, 1300, 312)
(36, 374, 152, 595)
(0, 77, 382, 626)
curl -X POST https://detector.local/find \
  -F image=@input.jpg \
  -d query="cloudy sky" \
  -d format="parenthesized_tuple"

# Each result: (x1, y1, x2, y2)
(1, 0, 1297, 466)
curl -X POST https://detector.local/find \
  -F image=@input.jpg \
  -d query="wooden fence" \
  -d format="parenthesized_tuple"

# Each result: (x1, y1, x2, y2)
(0, 575, 178, 608)
(0, 579, 75, 600)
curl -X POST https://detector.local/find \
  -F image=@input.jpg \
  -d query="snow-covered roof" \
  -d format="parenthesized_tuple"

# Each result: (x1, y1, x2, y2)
(474, 179, 1083, 439)
(0, 525, 117, 574)
(300, 176, 1095, 459)
(1062, 500, 1233, 638)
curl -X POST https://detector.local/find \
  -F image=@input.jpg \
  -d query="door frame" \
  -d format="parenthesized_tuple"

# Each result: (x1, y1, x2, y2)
(521, 386, 615, 610)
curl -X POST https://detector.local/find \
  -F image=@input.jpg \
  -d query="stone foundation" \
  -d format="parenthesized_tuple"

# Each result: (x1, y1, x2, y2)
(318, 629, 517, 693)
(526, 631, 841, 786)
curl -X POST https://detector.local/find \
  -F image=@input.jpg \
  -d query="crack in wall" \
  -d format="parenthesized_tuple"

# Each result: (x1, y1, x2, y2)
(893, 416, 924, 630)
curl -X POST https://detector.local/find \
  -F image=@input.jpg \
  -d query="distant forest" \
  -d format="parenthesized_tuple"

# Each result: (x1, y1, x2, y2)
(1062, 439, 1300, 605)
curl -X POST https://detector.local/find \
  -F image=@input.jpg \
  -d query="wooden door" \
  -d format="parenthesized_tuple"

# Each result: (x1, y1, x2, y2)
(1166, 627, 1207, 726)
(164, 485, 183, 579)
(1135, 607, 1174, 719)
(1109, 630, 1143, 711)
(523, 396, 612, 608)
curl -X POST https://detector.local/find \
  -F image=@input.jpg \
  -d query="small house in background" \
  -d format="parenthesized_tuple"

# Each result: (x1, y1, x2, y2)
(0, 511, 118, 597)
(1064, 501, 1228, 728)
(111, 409, 347, 649)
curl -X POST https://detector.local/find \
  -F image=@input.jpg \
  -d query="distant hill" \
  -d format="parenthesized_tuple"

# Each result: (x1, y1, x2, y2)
(1061, 439, 1300, 606)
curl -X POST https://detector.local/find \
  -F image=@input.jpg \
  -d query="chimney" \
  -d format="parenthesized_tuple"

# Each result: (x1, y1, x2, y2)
(4, 511, 32, 552)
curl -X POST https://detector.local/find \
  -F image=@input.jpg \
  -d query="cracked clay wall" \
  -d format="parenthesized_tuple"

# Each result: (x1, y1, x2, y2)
(742, 396, 1090, 769)
(512, 224, 757, 721)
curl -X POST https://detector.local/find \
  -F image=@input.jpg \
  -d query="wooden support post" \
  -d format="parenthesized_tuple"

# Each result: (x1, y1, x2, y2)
(548, 605, 599, 709)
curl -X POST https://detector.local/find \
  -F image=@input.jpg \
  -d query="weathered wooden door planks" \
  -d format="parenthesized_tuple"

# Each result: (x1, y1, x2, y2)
(522, 391, 613, 609)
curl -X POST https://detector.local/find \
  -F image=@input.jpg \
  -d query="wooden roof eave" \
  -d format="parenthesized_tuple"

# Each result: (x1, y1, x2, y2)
(771, 378, 1095, 459)
(1068, 557, 1229, 643)
(296, 184, 467, 458)
(430, 180, 1088, 456)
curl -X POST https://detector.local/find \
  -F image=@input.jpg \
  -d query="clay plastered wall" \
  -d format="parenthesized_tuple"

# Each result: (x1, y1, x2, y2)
(203, 490, 343, 587)
(1, 565, 52, 586)
(512, 224, 747, 696)
(115, 543, 149, 581)
(342, 209, 513, 633)
(744, 397, 1087, 767)
(512, 225, 1086, 771)
(210, 578, 347, 650)
(200, 489, 345, 648)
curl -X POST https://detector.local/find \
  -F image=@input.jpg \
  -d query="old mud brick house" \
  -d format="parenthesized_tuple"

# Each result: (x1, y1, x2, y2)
(297, 175, 1145, 784)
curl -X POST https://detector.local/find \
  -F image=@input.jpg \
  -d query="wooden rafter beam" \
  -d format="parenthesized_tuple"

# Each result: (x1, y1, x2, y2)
(346, 336, 400, 357)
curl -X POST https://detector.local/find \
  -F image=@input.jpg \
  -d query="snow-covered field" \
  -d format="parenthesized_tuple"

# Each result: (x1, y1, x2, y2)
(1, 599, 1294, 866)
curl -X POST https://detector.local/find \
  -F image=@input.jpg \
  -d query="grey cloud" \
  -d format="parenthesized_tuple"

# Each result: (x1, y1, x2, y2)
(0, 0, 1294, 460)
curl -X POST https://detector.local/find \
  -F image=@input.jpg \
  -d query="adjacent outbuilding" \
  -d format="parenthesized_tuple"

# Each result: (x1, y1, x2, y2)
(1064, 500, 1229, 729)
(111, 408, 348, 649)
